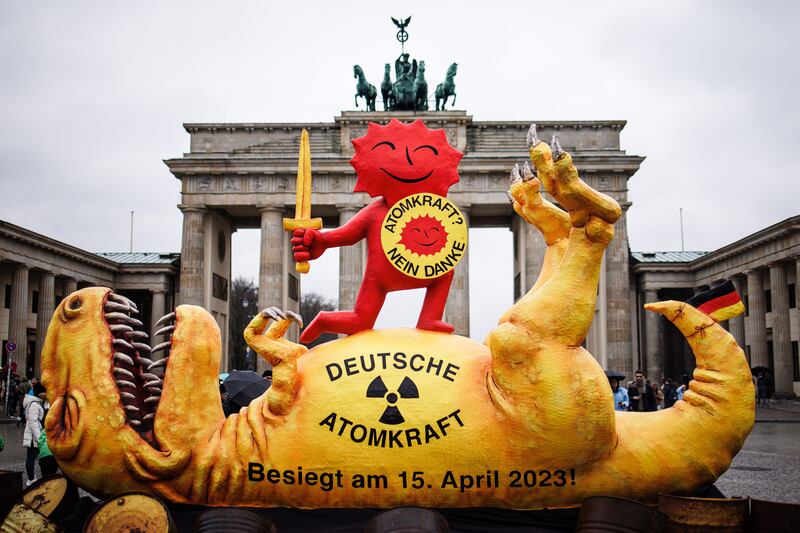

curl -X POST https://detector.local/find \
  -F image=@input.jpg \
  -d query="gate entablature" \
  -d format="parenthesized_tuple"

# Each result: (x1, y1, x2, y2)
(165, 110, 643, 372)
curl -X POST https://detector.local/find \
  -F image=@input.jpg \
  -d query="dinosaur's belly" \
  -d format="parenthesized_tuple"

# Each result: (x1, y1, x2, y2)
(256, 328, 523, 507)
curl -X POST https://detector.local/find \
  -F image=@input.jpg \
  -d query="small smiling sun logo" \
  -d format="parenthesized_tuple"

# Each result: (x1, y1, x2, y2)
(399, 215, 448, 256)
(380, 193, 468, 279)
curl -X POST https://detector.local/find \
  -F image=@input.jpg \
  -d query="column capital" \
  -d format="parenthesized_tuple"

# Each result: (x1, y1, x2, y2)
(767, 262, 787, 271)
(178, 204, 208, 214)
(336, 205, 361, 213)
(256, 205, 285, 214)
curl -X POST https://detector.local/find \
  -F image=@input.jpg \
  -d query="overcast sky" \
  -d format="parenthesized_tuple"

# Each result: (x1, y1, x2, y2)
(1, 1, 798, 341)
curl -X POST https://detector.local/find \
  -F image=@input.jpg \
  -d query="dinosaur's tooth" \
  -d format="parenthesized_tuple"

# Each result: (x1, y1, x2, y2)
(151, 341, 171, 354)
(109, 293, 138, 311)
(104, 302, 130, 313)
(155, 312, 176, 327)
(109, 324, 134, 334)
(136, 356, 154, 367)
(112, 338, 134, 351)
(124, 405, 140, 413)
(119, 391, 136, 401)
(154, 325, 175, 337)
(132, 342, 151, 353)
(144, 396, 161, 404)
(105, 312, 134, 323)
(113, 368, 135, 380)
(129, 419, 142, 427)
(125, 317, 144, 328)
(148, 358, 169, 371)
(147, 387, 162, 395)
(116, 380, 137, 389)
(142, 413, 155, 421)
(144, 379, 163, 388)
(113, 352, 134, 366)
(129, 331, 148, 341)
(141, 373, 160, 382)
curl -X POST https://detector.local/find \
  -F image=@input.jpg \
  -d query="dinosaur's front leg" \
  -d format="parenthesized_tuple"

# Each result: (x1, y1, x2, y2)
(244, 307, 306, 416)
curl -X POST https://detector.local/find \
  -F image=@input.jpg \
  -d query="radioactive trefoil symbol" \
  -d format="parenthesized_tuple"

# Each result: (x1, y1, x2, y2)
(366, 376, 419, 425)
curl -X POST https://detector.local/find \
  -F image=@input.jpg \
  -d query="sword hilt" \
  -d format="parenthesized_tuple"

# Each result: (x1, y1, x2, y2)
(283, 217, 323, 274)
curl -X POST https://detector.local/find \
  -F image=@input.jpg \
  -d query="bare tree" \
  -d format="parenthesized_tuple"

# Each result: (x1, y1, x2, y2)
(300, 292, 337, 348)
(229, 277, 258, 370)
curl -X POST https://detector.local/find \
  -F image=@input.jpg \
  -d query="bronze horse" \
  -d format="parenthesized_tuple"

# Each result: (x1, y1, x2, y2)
(414, 60, 428, 110)
(435, 63, 458, 111)
(353, 65, 376, 111)
(381, 63, 394, 111)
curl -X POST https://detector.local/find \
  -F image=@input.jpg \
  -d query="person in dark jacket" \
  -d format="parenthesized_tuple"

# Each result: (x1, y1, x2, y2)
(663, 377, 678, 408)
(628, 370, 657, 412)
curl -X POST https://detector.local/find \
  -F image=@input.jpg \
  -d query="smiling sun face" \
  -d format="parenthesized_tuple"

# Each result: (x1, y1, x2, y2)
(350, 119, 463, 205)
(398, 215, 448, 256)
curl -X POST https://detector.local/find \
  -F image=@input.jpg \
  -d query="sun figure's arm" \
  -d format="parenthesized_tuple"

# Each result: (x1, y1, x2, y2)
(291, 200, 380, 262)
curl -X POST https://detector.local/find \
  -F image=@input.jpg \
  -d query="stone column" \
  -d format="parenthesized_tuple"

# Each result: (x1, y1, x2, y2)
(643, 288, 662, 381)
(35, 272, 55, 378)
(445, 207, 469, 337)
(524, 223, 546, 293)
(729, 276, 746, 351)
(64, 278, 78, 296)
(605, 207, 633, 376)
(770, 263, 794, 397)
(150, 290, 167, 338)
(258, 207, 286, 374)
(338, 207, 363, 311)
(8, 265, 29, 373)
(746, 270, 768, 368)
(179, 206, 207, 306)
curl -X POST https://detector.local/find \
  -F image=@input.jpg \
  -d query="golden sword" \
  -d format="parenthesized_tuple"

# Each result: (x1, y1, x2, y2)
(283, 128, 322, 274)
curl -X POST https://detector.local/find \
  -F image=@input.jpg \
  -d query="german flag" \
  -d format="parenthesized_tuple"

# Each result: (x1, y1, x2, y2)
(686, 279, 745, 323)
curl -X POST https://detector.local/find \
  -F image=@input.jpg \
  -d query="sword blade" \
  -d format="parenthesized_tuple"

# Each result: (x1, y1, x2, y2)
(294, 129, 309, 219)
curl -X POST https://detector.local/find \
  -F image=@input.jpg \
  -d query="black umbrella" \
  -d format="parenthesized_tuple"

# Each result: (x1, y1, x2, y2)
(223, 370, 269, 408)
(604, 369, 626, 381)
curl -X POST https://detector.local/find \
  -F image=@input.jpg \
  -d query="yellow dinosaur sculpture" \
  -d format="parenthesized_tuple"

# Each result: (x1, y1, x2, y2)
(40, 125, 754, 509)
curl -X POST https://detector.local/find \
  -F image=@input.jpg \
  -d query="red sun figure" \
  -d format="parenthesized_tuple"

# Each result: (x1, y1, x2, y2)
(292, 119, 464, 343)
(398, 215, 448, 256)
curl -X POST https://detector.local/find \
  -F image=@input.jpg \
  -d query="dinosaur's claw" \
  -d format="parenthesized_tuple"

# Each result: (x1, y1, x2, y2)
(510, 163, 522, 185)
(286, 310, 304, 328)
(262, 307, 283, 322)
(521, 161, 536, 181)
(526, 123, 540, 147)
(550, 134, 563, 160)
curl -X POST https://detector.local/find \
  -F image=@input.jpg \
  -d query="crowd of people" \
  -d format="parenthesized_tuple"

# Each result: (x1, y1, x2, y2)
(1, 371, 57, 485)
(609, 370, 687, 412)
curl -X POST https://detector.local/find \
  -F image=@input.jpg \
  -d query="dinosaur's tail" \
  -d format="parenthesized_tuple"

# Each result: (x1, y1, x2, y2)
(589, 298, 754, 500)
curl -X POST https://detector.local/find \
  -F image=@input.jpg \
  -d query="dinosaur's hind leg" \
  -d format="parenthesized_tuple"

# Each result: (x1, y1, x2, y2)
(486, 124, 620, 465)
(500, 125, 621, 345)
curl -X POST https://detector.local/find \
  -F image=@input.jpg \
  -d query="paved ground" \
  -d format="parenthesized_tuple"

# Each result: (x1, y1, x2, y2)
(2, 406, 799, 502)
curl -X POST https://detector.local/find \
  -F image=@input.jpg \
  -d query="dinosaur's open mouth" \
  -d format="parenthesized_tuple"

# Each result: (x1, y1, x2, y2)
(105, 293, 174, 447)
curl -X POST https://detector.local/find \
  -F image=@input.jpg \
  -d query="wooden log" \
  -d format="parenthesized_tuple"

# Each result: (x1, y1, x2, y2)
(83, 492, 176, 533)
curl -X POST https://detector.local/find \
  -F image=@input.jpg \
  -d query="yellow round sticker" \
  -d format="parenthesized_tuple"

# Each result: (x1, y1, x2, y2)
(380, 193, 468, 279)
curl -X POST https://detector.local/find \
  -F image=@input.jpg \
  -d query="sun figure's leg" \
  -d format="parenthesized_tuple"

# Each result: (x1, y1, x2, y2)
(416, 270, 455, 333)
(299, 282, 387, 343)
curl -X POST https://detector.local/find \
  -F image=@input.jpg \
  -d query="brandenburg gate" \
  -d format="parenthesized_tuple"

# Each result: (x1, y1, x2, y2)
(164, 110, 644, 373)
